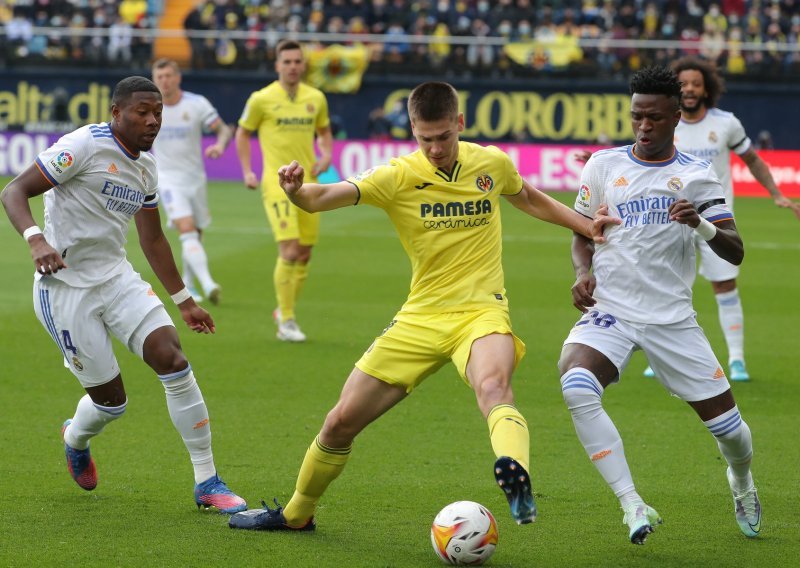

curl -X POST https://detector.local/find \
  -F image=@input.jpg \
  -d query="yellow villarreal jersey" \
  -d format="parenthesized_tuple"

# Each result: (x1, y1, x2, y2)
(238, 81, 330, 188)
(349, 141, 523, 313)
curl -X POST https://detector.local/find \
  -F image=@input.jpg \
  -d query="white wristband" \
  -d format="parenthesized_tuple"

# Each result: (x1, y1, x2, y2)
(170, 287, 192, 305)
(694, 217, 717, 241)
(23, 225, 43, 241)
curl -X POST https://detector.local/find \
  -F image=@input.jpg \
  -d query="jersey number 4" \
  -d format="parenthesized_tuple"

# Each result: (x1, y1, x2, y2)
(62, 330, 78, 355)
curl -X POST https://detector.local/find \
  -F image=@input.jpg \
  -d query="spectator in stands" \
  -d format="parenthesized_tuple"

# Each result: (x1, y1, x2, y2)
(3, 0, 798, 81)
(755, 130, 774, 150)
(383, 20, 410, 64)
(184, 0, 216, 69)
(6, 7, 33, 56)
(385, 98, 410, 139)
(131, 14, 154, 68)
(366, 105, 392, 140)
(467, 17, 494, 72)
(108, 16, 133, 64)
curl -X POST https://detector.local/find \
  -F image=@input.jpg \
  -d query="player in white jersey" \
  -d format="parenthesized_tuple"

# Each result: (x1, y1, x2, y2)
(650, 56, 800, 382)
(152, 58, 233, 305)
(559, 66, 760, 545)
(0, 76, 245, 514)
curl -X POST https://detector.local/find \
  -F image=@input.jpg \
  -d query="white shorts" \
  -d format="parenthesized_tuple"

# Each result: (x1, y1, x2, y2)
(161, 184, 211, 229)
(695, 235, 739, 282)
(562, 310, 730, 402)
(33, 263, 174, 387)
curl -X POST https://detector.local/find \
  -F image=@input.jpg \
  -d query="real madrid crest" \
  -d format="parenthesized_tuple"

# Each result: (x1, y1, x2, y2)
(708, 131, 718, 143)
(667, 177, 683, 191)
(72, 356, 84, 371)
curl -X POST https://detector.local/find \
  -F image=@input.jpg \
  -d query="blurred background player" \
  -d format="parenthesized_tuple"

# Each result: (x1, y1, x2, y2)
(0, 76, 245, 514)
(235, 40, 333, 342)
(653, 56, 800, 382)
(151, 58, 232, 305)
(228, 81, 614, 532)
(559, 66, 759, 545)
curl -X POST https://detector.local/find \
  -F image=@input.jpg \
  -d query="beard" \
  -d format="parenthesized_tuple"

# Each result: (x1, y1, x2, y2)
(680, 98, 704, 113)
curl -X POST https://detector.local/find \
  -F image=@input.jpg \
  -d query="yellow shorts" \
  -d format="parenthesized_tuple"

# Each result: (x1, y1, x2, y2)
(355, 308, 526, 393)
(262, 184, 320, 245)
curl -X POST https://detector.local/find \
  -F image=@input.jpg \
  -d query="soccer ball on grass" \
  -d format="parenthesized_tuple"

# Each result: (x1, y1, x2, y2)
(430, 501, 499, 565)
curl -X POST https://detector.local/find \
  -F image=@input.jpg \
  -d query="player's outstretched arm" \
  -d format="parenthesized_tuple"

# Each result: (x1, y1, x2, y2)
(279, 160, 358, 213)
(740, 149, 800, 220)
(504, 180, 619, 242)
(669, 199, 744, 265)
(1, 164, 67, 274)
(134, 207, 215, 334)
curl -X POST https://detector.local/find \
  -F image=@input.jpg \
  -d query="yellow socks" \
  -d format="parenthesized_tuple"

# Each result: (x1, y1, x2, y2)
(274, 257, 296, 321)
(293, 262, 309, 303)
(283, 437, 351, 526)
(487, 404, 530, 474)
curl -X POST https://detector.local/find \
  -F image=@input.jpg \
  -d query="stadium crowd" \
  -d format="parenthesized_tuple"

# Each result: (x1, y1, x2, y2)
(2, 0, 799, 78)
(0, 0, 160, 67)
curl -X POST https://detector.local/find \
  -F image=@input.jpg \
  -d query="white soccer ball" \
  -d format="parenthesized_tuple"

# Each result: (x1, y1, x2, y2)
(430, 501, 499, 565)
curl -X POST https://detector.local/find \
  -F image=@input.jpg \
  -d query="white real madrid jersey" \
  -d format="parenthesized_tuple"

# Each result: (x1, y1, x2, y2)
(575, 145, 732, 324)
(674, 108, 751, 209)
(151, 91, 220, 192)
(35, 123, 160, 288)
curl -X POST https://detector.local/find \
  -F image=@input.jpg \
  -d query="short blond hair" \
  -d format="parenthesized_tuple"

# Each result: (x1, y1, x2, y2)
(152, 58, 181, 74)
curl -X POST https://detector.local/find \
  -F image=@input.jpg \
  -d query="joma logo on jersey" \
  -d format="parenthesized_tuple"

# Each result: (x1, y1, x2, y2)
(475, 174, 494, 192)
(277, 117, 313, 126)
(420, 199, 491, 218)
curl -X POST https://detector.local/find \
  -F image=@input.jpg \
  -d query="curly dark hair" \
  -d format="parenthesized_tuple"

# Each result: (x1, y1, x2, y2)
(671, 56, 726, 109)
(629, 65, 682, 106)
(112, 76, 160, 106)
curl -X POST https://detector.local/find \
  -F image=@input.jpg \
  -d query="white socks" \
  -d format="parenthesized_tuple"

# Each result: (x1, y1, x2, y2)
(561, 368, 636, 499)
(64, 394, 126, 450)
(180, 231, 216, 296)
(704, 406, 753, 492)
(715, 289, 745, 363)
(160, 366, 216, 484)
(182, 261, 195, 290)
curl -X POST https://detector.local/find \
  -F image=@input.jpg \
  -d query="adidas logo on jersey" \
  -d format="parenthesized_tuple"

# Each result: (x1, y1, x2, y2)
(713, 367, 725, 380)
(107, 163, 119, 174)
(613, 176, 629, 187)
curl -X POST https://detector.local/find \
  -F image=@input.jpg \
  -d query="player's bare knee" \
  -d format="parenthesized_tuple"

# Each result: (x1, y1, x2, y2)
(142, 327, 187, 374)
(474, 374, 511, 406)
(321, 409, 358, 446)
(557, 346, 582, 376)
(87, 375, 127, 407)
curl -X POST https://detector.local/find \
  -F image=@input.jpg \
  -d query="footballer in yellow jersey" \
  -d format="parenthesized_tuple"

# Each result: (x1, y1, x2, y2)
(229, 82, 613, 534)
(351, 141, 521, 314)
(235, 40, 333, 342)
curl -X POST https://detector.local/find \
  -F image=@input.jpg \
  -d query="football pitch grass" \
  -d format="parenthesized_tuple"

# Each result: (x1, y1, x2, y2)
(1, 178, 798, 567)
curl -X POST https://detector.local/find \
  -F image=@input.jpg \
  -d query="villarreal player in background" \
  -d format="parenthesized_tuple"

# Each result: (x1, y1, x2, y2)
(229, 81, 615, 532)
(235, 39, 333, 343)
